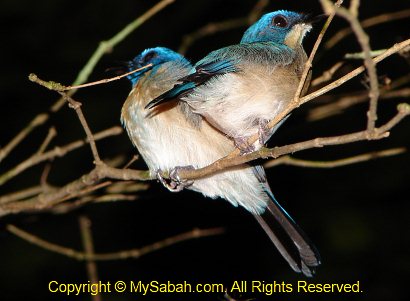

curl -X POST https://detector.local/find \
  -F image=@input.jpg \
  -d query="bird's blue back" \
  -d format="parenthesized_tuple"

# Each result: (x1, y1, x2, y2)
(146, 10, 310, 109)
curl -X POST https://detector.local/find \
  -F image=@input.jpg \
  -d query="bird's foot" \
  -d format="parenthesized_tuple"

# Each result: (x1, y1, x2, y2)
(234, 137, 255, 155)
(156, 166, 195, 192)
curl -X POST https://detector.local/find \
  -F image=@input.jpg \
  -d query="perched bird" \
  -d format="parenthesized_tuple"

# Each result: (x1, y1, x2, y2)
(121, 47, 320, 276)
(146, 11, 313, 152)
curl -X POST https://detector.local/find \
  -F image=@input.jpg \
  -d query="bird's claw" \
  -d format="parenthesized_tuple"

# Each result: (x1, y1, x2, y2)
(258, 119, 272, 146)
(156, 166, 195, 192)
(234, 137, 255, 155)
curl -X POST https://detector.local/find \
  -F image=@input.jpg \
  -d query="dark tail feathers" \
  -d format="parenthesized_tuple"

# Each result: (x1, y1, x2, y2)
(253, 191, 321, 277)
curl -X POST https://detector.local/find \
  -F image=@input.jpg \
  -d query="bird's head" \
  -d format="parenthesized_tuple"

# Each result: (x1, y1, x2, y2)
(126, 47, 186, 86)
(241, 10, 313, 48)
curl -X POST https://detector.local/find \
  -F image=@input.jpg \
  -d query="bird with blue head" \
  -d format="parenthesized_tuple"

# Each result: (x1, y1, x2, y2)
(121, 45, 320, 277)
(146, 10, 313, 153)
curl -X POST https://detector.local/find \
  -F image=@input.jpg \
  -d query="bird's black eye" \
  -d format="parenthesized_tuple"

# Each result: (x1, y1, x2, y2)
(272, 15, 288, 28)
(142, 51, 158, 64)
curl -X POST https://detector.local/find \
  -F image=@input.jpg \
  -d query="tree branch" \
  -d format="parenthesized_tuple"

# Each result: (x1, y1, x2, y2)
(301, 39, 410, 104)
(175, 103, 409, 180)
(293, 0, 344, 102)
(178, 0, 269, 54)
(0, 127, 122, 186)
(320, 0, 380, 132)
(79, 216, 101, 301)
(6, 225, 225, 261)
(58, 92, 101, 164)
(264, 147, 406, 169)
(325, 8, 410, 50)
(0, 0, 174, 165)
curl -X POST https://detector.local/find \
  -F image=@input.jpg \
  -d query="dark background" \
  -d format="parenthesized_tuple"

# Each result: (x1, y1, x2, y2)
(1, 0, 409, 300)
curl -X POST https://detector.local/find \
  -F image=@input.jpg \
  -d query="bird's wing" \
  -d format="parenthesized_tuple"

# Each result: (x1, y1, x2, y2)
(145, 42, 294, 110)
(145, 58, 238, 110)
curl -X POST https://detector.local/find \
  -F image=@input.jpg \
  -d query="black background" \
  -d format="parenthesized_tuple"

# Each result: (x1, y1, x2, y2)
(1, 0, 409, 300)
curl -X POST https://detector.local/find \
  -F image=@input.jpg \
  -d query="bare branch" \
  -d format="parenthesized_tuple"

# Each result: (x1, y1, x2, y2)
(344, 49, 387, 59)
(6, 225, 225, 261)
(28, 65, 153, 92)
(293, 0, 344, 102)
(0, 127, 122, 186)
(311, 61, 344, 87)
(36, 127, 57, 155)
(72, 0, 175, 89)
(301, 39, 410, 104)
(264, 147, 406, 169)
(51, 192, 141, 215)
(58, 92, 101, 164)
(321, 0, 380, 132)
(1, 0, 174, 163)
(40, 163, 52, 187)
(0, 163, 151, 216)
(325, 8, 410, 50)
(0, 186, 45, 204)
(308, 87, 410, 121)
(79, 216, 101, 301)
(0, 114, 48, 164)
(178, 0, 269, 54)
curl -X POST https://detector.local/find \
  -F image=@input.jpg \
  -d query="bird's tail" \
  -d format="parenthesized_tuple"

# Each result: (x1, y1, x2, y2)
(253, 189, 321, 277)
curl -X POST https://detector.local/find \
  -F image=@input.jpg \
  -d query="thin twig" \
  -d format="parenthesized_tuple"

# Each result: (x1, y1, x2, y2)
(79, 216, 101, 301)
(325, 8, 410, 49)
(106, 181, 149, 194)
(40, 163, 52, 187)
(293, 0, 344, 102)
(345, 49, 387, 59)
(0, 163, 151, 216)
(63, 64, 152, 91)
(58, 92, 101, 164)
(0, 127, 122, 186)
(28, 65, 153, 92)
(57, 181, 113, 204)
(0, 186, 44, 204)
(6, 225, 225, 261)
(71, 0, 175, 90)
(0, 114, 48, 163)
(300, 39, 410, 104)
(36, 127, 57, 155)
(1, 0, 173, 163)
(311, 62, 344, 87)
(123, 155, 139, 169)
(178, 0, 269, 54)
(264, 147, 406, 169)
(320, 0, 380, 132)
(51, 193, 140, 215)
(308, 87, 410, 121)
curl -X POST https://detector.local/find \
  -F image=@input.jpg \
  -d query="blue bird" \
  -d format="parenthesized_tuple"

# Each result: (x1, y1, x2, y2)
(121, 47, 320, 276)
(146, 10, 313, 152)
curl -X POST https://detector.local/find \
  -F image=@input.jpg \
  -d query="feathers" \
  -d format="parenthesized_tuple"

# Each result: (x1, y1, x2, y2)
(255, 191, 321, 276)
(122, 10, 320, 276)
(146, 58, 239, 109)
(146, 40, 305, 150)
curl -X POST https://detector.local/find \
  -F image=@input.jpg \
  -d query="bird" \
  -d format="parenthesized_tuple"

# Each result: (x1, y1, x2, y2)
(145, 10, 313, 153)
(121, 46, 320, 276)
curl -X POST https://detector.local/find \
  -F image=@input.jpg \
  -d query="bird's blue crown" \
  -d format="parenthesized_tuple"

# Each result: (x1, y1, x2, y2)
(241, 10, 309, 44)
(127, 47, 188, 85)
